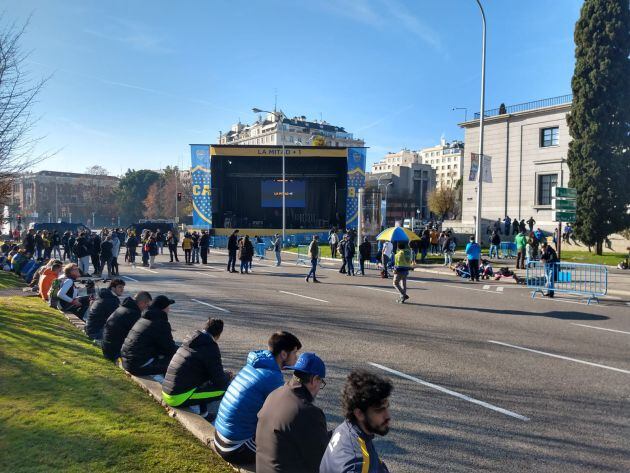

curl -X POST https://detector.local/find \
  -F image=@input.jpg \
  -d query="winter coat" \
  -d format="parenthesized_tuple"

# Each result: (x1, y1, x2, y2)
(162, 330, 230, 396)
(200, 234, 210, 247)
(359, 241, 371, 260)
(239, 240, 254, 261)
(215, 350, 284, 442)
(307, 240, 319, 259)
(181, 237, 193, 250)
(126, 235, 138, 249)
(101, 297, 142, 360)
(85, 288, 120, 339)
(120, 307, 177, 373)
(344, 241, 355, 259)
(148, 241, 158, 256)
(111, 237, 121, 257)
(227, 234, 239, 251)
(38, 268, 57, 301)
(100, 241, 113, 259)
(256, 379, 329, 473)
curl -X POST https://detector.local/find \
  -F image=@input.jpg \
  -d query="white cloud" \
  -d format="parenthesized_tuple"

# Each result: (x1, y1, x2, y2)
(83, 17, 173, 54)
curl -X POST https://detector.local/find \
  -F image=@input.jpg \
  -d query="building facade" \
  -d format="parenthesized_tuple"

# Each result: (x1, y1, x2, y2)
(219, 113, 364, 148)
(371, 140, 464, 189)
(9, 171, 120, 227)
(460, 94, 573, 233)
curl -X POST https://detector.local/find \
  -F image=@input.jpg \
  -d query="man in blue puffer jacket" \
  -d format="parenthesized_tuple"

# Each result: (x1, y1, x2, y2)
(214, 331, 302, 466)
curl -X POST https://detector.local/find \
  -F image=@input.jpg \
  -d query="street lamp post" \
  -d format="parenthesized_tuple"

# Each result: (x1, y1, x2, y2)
(384, 181, 393, 227)
(474, 0, 487, 244)
(452, 107, 468, 122)
(253, 107, 286, 244)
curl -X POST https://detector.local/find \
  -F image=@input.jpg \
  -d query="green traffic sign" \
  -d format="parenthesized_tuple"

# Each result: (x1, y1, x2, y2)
(552, 199, 577, 211)
(553, 187, 577, 199)
(553, 210, 576, 222)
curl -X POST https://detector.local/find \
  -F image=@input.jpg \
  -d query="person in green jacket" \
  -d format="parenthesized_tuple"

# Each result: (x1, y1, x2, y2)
(305, 235, 320, 283)
(514, 231, 527, 269)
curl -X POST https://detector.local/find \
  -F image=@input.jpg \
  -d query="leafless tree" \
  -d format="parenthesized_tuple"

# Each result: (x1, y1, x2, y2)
(0, 16, 51, 209)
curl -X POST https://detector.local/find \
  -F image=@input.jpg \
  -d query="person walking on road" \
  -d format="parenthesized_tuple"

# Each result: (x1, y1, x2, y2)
(338, 235, 347, 274)
(166, 230, 179, 263)
(147, 236, 159, 269)
(273, 233, 282, 266)
(345, 236, 356, 276)
(240, 235, 254, 274)
(191, 231, 200, 264)
(359, 237, 371, 276)
(540, 241, 559, 298)
(381, 240, 393, 278)
(126, 231, 138, 267)
(320, 369, 393, 473)
(227, 230, 239, 273)
(256, 352, 329, 473)
(305, 235, 320, 283)
(200, 230, 210, 264)
(442, 231, 456, 267)
(393, 242, 413, 303)
(465, 236, 481, 282)
(329, 230, 339, 259)
(182, 233, 193, 265)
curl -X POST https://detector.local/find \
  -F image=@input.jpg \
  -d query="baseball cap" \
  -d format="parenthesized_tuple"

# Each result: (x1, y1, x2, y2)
(150, 295, 176, 310)
(285, 352, 326, 378)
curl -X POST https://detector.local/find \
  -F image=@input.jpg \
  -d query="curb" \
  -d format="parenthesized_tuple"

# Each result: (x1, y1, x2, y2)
(59, 311, 255, 473)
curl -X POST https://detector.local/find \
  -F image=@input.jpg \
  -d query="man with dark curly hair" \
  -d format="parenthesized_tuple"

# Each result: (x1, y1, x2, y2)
(320, 369, 393, 472)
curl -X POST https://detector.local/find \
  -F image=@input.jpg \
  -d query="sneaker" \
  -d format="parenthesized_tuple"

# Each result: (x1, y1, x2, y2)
(403, 295, 410, 301)
(305, 277, 309, 282)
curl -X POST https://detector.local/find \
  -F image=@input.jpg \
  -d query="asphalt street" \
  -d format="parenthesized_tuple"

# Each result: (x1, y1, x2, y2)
(117, 250, 629, 472)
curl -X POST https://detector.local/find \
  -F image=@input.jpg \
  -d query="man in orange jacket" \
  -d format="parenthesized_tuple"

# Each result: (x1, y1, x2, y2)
(39, 260, 63, 301)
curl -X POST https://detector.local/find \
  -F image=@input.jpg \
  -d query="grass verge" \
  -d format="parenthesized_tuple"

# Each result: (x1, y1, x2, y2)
(0, 296, 232, 473)
(555, 250, 627, 266)
(0, 271, 24, 289)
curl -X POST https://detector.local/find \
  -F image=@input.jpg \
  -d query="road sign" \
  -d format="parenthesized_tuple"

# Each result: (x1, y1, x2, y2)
(552, 199, 577, 211)
(552, 186, 577, 199)
(553, 211, 576, 222)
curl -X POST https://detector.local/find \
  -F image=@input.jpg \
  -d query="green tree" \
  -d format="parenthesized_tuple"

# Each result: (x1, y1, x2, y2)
(567, 0, 630, 255)
(115, 169, 161, 225)
(428, 187, 458, 220)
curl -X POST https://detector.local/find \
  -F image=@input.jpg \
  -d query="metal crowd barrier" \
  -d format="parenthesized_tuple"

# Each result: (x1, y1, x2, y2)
(526, 261, 607, 304)
(255, 243, 266, 259)
(210, 236, 228, 249)
(296, 245, 309, 265)
(499, 242, 517, 258)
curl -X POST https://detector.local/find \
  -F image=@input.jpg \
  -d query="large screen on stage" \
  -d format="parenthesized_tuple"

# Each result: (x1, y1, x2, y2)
(261, 180, 306, 208)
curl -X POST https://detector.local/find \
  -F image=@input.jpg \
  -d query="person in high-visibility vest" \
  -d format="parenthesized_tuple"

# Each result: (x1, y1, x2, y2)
(393, 242, 413, 303)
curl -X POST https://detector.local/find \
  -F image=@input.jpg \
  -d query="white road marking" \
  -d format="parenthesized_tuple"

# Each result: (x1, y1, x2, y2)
(122, 276, 139, 282)
(191, 298, 230, 313)
(444, 284, 502, 295)
(483, 284, 490, 290)
(198, 271, 217, 278)
(278, 290, 329, 303)
(496, 286, 504, 292)
(488, 340, 630, 374)
(407, 279, 427, 284)
(137, 266, 159, 274)
(356, 286, 398, 295)
(369, 362, 529, 421)
(571, 323, 630, 335)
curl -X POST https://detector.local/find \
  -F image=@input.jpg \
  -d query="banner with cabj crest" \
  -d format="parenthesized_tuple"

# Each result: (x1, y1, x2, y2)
(190, 144, 212, 228)
(346, 148, 366, 230)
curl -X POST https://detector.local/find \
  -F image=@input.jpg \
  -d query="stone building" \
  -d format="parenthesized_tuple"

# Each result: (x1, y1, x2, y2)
(459, 94, 572, 233)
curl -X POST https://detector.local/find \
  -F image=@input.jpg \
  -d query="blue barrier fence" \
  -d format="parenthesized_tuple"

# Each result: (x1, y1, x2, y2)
(526, 261, 607, 304)
(499, 242, 517, 258)
(255, 243, 266, 259)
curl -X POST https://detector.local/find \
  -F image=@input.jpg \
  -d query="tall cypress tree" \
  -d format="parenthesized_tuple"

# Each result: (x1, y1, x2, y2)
(567, 0, 630, 255)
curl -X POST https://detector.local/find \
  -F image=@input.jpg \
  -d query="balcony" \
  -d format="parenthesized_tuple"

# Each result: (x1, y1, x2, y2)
(473, 94, 572, 119)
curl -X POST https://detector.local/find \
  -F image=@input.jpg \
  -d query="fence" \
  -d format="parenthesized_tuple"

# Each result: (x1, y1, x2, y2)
(526, 261, 607, 304)
(255, 243, 266, 259)
(499, 242, 517, 258)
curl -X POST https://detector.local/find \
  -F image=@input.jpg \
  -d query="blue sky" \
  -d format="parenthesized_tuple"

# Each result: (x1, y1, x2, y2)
(7, 0, 582, 174)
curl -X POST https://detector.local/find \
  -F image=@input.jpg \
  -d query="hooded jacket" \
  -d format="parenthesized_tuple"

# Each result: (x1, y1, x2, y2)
(101, 297, 142, 360)
(256, 379, 329, 473)
(85, 288, 120, 339)
(320, 420, 390, 473)
(215, 349, 284, 442)
(120, 307, 177, 372)
(38, 268, 58, 301)
(162, 330, 230, 396)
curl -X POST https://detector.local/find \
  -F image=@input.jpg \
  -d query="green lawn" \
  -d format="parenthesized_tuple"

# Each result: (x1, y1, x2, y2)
(555, 250, 627, 266)
(0, 271, 24, 289)
(0, 296, 232, 473)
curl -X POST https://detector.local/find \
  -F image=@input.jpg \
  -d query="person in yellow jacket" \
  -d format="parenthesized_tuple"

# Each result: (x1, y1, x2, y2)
(393, 242, 413, 303)
(181, 233, 193, 265)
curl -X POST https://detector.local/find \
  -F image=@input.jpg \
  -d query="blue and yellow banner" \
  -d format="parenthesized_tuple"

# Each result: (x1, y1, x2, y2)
(345, 147, 366, 229)
(190, 145, 212, 228)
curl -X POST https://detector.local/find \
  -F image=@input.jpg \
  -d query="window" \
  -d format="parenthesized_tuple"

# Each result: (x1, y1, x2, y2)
(540, 127, 559, 147)
(537, 174, 558, 206)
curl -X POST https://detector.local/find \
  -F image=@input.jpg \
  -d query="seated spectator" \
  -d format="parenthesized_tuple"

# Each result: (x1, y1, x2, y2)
(162, 318, 232, 421)
(84, 279, 125, 340)
(102, 291, 152, 361)
(39, 260, 63, 301)
(56, 263, 90, 319)
(214, 331, 302, 465)
(11, 249, 28, 274)
(320, 370, 393, 473)
(256, 352, 329, 473)
(120, 295, 177, 376)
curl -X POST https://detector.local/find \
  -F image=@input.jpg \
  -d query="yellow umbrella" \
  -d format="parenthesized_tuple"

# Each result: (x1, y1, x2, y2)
(376, 226, 420, 242)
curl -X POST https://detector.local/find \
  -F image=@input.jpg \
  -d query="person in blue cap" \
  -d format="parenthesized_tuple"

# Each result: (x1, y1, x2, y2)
(255, 352, 329, 473)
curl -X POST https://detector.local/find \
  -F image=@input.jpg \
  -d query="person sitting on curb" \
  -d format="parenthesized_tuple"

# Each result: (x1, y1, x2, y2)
(214, 331, 302, 466)
(84, 279, 125, 340)
(256, 352, 329, 473)
(39, 260, 63, 302)
(320, 369, 393, 473)
(162, 318, 233, 422)
(56, 263, 90, 320)
(101, 291, 152, 361)
(120, 295, 178, 376)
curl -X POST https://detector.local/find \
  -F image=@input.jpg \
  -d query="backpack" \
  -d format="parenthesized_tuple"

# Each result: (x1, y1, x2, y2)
(48, 276, 66, 309)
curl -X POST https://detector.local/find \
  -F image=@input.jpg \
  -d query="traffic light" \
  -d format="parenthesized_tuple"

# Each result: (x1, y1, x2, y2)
(177, 192, 182, 202)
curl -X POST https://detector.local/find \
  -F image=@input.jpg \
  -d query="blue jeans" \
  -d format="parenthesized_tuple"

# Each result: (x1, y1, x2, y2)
(275, 250, 281, 265)
(306, 258, 317, 280)
(347, 258, 355, 275)
(545, 263, 557, 296)
(489, 244, 498, 258)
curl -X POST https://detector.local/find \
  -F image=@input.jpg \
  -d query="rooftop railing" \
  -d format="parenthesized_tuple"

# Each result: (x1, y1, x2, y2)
(473, 94, 572, 119)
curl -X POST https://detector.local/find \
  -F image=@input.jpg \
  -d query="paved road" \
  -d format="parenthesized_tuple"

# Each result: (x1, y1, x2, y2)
(117, 250, 630, 472)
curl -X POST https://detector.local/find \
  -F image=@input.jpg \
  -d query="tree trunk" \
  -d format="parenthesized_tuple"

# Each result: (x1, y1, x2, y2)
(596, 240, 603, 255)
